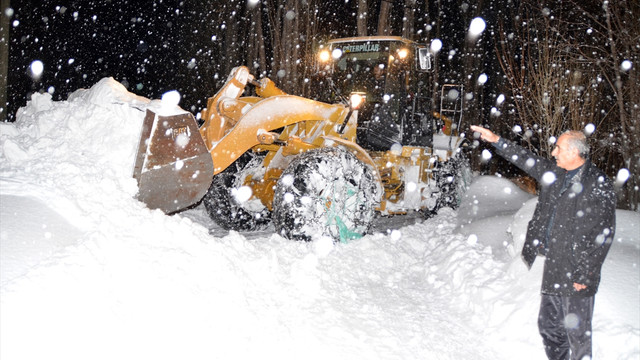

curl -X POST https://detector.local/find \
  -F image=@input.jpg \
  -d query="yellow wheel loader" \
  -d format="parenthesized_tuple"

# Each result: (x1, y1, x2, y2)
(133, 38, 469, 242)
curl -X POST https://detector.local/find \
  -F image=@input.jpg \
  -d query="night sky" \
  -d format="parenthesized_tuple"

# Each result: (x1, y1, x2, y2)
(5, 1, 191, 120)
(4, 0, 483, 122)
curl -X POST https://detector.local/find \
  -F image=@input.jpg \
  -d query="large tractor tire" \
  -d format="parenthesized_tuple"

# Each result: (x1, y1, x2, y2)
(272, 147, 381, 242)
(202, 153, 271, 231)
(433, 151, 472, 213)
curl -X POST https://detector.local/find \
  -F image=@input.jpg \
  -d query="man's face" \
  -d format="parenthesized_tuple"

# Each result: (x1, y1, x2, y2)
(551, 134, 580, 170)
(373, 65, 384, 79)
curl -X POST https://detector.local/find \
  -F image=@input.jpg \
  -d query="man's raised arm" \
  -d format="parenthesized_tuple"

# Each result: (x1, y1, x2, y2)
(470, 125, 500, 143)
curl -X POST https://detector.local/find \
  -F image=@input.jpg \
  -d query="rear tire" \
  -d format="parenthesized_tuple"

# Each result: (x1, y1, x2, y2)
(272, 147, 381, 242)
(434, 151, 471, 212)
(202, 153, 271, 231)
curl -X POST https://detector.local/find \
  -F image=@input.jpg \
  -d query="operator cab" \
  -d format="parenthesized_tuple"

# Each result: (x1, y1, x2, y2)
(314, 36, 440, 151)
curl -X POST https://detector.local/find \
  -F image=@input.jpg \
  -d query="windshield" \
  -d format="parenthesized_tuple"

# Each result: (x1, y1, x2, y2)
(330, 41, 393, 100)
(318, 39, 435, 150)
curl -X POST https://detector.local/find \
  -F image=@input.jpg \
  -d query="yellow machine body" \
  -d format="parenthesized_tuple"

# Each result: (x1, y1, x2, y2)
(134, 65, 464, 217)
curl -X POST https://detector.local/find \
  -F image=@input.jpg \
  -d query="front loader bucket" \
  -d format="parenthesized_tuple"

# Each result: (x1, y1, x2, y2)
(133, 110, 214, 213)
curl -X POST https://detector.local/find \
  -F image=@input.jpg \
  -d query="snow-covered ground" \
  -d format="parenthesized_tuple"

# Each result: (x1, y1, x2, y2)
(1, 79, 638, 360)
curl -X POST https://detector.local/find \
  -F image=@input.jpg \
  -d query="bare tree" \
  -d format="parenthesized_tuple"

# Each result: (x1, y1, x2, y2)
(281, 0, 301, 90)
(377, 0, 392, 36)
(265, 0, 323, 95)
(247, 2, 268, 76)
(402, 0, 416, 40)
(266, 0, 284, 79)
(460, 1, 488, 134)
(224, 5, 242, 77)
(299, 0, 321, 97)
(357, 0, 368, 36)
(496, 0, 639, 209)
(1, 0, 9, 122)
(537, 0, 639, 210)
(572, 0, 640, 210)
(265, 0, 300, 91)
(497, 3, 601, 157)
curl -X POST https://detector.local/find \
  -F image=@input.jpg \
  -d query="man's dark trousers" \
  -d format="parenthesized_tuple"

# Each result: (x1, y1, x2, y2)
(538, 294, 595, 360)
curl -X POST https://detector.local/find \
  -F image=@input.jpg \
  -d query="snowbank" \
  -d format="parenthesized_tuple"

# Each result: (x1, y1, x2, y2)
(1, 79, 638, 360)
(456, 175, 535, 260)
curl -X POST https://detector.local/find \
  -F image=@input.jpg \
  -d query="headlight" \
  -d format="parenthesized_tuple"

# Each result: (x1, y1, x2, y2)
(318, 50, 330, 62)
(397, 48, 409, 59)
(350, 92, 366, 110)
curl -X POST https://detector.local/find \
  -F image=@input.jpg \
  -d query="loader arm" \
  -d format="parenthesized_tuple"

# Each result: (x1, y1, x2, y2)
(199, 66, 254, 147)
(209, 95, 350, 175)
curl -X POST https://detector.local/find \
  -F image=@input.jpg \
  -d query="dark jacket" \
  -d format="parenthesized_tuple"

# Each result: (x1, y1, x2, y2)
(492, 138, 616, 297)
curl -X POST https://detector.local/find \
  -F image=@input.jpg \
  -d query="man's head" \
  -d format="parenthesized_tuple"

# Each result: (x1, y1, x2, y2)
(373, 64, 385, 80)
(551, 130, 589, 170)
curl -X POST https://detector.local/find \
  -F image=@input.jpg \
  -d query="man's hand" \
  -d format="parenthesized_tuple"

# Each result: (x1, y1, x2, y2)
(470, 125, 500, 143)
(573, 283, 587, 291)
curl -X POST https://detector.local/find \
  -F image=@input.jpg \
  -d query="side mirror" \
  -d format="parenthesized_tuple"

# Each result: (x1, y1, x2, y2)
(417, 48, 432, 71)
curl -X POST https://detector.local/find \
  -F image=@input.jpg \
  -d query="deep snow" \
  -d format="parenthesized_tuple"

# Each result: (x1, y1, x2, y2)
(1, 79, 638, 359)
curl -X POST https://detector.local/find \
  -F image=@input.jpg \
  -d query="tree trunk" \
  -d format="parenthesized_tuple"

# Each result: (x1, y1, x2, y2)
(266, 0, 283, 79)
(0, 0, 9, 121)
(220, 2, 242, 79)
(280, 0, 300, 92)
(247, 2, 267, 76)
(461, 0, 485, 132)
(377, 0, 392, 36)
(301, 0, 320, 97)
(430, 0, 442, 119)
(357, 0, 368, 36)
(402, 0, 415, 40)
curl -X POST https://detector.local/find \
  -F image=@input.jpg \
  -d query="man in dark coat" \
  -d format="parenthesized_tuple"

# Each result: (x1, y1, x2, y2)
(471, 125, 616, 360)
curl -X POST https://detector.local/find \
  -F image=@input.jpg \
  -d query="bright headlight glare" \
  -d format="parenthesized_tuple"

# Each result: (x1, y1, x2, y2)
(318, 50, 330, 62)
(350, 93, 366, 109)
(397, 48, 409, 59)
